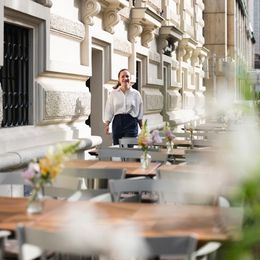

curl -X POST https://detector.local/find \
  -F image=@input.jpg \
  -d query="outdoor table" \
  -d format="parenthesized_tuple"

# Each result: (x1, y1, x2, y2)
(64, 159, 161, 178)
(0, 197, 243, 243)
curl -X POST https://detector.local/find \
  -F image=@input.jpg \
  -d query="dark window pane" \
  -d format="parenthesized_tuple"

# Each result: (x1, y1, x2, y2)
(0, 23, 29, 127)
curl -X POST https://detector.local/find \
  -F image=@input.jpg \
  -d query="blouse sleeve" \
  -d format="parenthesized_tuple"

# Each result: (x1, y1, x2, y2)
(137, 92, 143, 120)
(104, 92, 113, 122)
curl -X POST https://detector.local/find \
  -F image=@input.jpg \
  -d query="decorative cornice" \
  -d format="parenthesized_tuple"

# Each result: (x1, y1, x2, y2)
(33, 0, 53, 8)
(82, 0, 101, 25)
(50, 14, 85, 41)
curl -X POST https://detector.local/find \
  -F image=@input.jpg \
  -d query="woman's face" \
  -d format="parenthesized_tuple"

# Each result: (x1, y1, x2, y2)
(119, 70, 130, 88)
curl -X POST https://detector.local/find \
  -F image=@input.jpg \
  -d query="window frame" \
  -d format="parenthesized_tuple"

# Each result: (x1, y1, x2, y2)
(0, 1, 50, 126)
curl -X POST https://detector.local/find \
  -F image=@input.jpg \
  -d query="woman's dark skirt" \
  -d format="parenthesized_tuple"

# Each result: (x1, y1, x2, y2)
(112, 114, 138, 145)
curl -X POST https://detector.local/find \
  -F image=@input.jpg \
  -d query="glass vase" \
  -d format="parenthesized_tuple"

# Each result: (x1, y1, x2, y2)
(27, 187, 44, 214)
(140, 151, 151, 169)
(166, 140, 174, 154)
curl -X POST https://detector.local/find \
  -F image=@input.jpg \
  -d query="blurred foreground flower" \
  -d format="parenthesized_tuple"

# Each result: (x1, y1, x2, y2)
(22, 141, 80, 213)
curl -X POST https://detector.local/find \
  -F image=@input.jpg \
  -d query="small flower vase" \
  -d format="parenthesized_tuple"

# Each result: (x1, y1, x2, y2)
(27, 187, 44, 214)
(190, 132, 194, 149)
(166, 140, 174, 154)
(140, 150, 151, 169)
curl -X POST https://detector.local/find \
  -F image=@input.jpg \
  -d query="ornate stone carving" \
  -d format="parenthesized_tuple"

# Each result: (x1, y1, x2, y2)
(103, 7, 120, 34)
(50, 14, 85, 41)
(198, 46, 209, 65)
(159, 26, 183, 56)
(102, 0, 128, 34)
(183, 46, 193, 62)
(141, 26, 156, 48)
(177, 38, 197, 62)
(129, 22, 143, 43)
(177, 45, 186, 60)
(129, 7, 163, 47)
(33, 0, 52, 8)
(82, 0, 101, 25)
(191, 48, 201, 65)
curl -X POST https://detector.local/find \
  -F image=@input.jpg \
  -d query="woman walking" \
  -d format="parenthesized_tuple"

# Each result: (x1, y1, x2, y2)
(104, 68, 143, 145)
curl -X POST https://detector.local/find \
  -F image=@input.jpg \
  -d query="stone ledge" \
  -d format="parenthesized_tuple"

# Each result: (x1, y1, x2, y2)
(0, 137, 101, 171)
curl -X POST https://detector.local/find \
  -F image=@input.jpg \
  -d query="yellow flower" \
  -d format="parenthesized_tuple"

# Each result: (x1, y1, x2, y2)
(39, 158, 51, 176)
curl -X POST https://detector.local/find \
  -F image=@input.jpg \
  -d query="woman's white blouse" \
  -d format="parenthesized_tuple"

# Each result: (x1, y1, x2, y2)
(104, 87, 143, 122)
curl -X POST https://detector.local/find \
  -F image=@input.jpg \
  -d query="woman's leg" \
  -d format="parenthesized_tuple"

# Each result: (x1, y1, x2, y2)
(112, 115, 123, 145)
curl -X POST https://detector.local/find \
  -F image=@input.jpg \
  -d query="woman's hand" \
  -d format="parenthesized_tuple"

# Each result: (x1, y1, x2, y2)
(104, 122, 110, 135)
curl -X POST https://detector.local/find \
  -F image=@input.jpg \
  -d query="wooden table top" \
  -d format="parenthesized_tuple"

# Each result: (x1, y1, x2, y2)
(0, 197, 243, 242)
(158, 164, 214, 173)
(64, 160, 161, 177)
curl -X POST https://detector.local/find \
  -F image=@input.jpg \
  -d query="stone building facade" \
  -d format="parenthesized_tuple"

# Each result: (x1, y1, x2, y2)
(203, 0, 255, 109)
(0, 0, 207, 173)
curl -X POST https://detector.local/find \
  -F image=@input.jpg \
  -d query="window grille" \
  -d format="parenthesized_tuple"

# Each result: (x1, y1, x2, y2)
(0, 23, 30, 127)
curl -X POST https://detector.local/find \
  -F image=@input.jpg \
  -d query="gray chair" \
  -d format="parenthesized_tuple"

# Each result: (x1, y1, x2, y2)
(98, 147, 168, 162)
(16, 223, 198, 260)
(61, 167, 126, 189)
(42, 174, 84, 200)
(0, 230, 11, 260)
(119, 137, 138, 148)
(109, 178, 218, 205)
(157, 169, 223, 260)
(145, 235, 198, 260)
(43, 168, 126, 200)
(16, 224, 104, 260)
(0, 171, 27, 197)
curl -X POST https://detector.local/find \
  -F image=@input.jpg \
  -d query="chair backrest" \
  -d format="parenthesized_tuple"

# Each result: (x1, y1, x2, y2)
(98, 147, 168, 162)
(41, 174, 87, 200)
(16, 225, 197, 260)
(119, 137, 138, 148)
(109, 178, 218, 205)
(42, 168, 126, 201)
(145, 235, 197, 260)
(0, 230, 11, 260)
(0, 171, 27, 197)
(16, 225, 108, 260)
(61, 167, 126, 190)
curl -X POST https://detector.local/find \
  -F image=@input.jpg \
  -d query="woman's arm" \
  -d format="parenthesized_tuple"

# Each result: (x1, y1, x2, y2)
(138, 119, 143, 129)
(104, 121, 110, 134)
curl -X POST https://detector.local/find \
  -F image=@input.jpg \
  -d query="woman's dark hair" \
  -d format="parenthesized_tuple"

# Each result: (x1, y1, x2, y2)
(113, 68, 129, 89)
